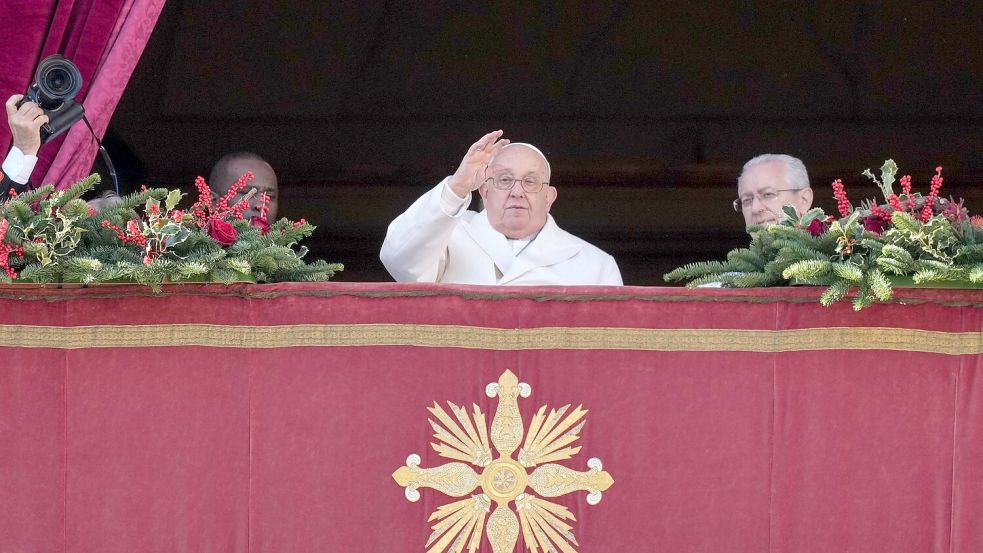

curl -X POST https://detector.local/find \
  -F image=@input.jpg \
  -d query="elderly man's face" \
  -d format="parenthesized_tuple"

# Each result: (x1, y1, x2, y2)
(737, 161, 812, 226)
(218, 158, 279, 221)
(479, 145, 557, 240)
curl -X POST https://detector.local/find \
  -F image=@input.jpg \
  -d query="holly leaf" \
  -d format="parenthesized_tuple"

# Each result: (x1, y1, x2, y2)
(165, 190, 183, 212)
(799, 207, 827, 227)
(880, 159, 898, 191)
(145, 198, 160, 216)
(165, 227, 191, 248)
(783, 205, 799, 221)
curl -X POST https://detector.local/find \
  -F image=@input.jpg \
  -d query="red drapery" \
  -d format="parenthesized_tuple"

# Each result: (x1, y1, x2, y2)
(0, 0, 165, 188)
(0, 283, 981, 552)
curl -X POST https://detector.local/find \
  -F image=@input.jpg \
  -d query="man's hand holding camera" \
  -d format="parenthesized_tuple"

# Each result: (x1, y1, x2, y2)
(2, 55, 83, 196)
(6, 94, 48, 156)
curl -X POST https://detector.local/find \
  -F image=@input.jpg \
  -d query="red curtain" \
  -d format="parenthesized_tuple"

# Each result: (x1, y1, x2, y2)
(0, 0, 165, 188)
(0, 5, 58, 125)
(1, 283, 982, 552)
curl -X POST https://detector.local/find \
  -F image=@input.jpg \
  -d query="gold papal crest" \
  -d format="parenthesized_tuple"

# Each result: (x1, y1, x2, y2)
(393, 369, 614, 553)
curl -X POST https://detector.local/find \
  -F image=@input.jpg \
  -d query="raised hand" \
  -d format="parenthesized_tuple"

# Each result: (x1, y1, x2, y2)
(6, 95, 48, 156)
(448, 130, 510, 198)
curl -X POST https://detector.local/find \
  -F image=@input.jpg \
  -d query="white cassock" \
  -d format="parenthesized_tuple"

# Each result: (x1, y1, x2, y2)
(380, 178, 623, 285)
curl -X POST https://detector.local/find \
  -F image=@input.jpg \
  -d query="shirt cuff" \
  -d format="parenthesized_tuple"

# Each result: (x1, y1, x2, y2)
(2, 146, 38, 185)
(439, 179, 471, 217)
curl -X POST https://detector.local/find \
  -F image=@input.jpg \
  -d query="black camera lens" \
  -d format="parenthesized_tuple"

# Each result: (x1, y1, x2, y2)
(45, 68, 71, 92)
(35, 54, 83, 107)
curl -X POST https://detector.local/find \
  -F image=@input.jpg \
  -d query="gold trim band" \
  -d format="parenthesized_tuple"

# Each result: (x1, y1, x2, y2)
(1, 324, 980, 355)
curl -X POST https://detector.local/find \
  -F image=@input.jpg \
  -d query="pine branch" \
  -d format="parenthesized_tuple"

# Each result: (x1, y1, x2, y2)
(878, 244, 915, 269)
(876, 257, 910, 275)
(726, 248, 766, 272)
(819, 280, 853, 306)
(831, 262, 864, 282)
(767, 225, 823, 246)
(2, 200, 37, 226)
(6, 185, 55, 207)
(852, 286, 874, 311)
(664, 260, 731, 282)
(956, 243, 983, 263)
(866, 269, 892, 301)
(912, 268, 945, 283)
(53, 174, 100, 207)
(96, 188, 168, 224)
(268, 261, 343, 282)
(782, 259, 833, 280)
(18, 262, 60, 283)
(774, 242, 829, 263)
(730, 271, 776, 287)
(61, 257, 103, 283)
(890, 211, 921, 234)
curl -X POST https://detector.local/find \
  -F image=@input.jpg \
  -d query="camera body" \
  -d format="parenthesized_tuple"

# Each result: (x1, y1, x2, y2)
(17, 54, 85, 144)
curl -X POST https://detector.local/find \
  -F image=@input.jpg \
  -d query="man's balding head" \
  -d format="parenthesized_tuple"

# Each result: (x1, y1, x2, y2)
(209, 152, 279, 221)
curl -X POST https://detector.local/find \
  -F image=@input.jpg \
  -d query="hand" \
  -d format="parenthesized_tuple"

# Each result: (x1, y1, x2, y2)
(6, 94, 48, 156)
(448, 130, 510, 198)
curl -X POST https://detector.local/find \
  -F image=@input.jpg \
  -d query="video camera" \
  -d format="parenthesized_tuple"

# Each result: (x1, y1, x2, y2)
(17, 54, 85, 144)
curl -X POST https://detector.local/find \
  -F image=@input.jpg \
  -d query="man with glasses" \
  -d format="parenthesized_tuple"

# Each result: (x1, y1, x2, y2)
(735, 154, 813, 227)
(381, 130, 622, 285)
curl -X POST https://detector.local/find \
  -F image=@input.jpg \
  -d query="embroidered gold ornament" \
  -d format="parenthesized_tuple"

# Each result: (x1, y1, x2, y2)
(393, 369, 614, 553)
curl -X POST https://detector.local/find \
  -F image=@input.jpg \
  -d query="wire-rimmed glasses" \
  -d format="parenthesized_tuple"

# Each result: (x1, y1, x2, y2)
(732, 189, 800, 211)
(484, 174, 549, 194)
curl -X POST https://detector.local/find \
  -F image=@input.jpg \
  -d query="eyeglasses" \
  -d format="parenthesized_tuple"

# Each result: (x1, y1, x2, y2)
(733, 189, 800, 211)
(484, 174, 549, 194)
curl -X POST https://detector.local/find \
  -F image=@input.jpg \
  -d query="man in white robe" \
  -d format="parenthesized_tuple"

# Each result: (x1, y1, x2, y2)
(380, 130, 622, 285)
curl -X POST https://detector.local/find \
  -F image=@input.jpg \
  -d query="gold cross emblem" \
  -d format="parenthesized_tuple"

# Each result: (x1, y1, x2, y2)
(393, 369, 614, 553)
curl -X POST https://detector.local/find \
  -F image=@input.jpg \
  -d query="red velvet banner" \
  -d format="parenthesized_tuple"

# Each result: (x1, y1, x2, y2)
(1, 283, 981, 552)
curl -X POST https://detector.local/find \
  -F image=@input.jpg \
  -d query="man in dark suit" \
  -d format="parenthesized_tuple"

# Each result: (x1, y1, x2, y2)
(1, 94, 48, 199)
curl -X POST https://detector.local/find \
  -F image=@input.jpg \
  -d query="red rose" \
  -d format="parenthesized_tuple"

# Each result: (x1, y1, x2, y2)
(208, 218, 238, 246)
(862, 216, 885, 235)
(250, 216, 270, 235)
(806, 218, 829, 237)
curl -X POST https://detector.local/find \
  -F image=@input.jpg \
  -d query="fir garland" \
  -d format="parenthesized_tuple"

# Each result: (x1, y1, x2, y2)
(0, 173, 343, 289)
(665, 161, 982, 310)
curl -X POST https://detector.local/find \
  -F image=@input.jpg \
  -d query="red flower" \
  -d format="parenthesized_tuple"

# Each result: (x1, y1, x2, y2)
(208, 218, 238, 246)
(862, 216, 885, 235)
(250, 216, 270, 235)
(806, 218, 829, 236)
